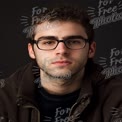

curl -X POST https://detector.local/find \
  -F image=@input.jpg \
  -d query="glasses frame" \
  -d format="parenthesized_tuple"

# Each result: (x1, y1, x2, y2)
(30, 37, 89, 50)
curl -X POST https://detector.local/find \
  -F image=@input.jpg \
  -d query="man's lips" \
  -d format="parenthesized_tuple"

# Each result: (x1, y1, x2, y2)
(51, 60, 72, 66)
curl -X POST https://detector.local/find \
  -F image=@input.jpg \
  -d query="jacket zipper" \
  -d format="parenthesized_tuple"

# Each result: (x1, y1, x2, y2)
(68, 95, 90, 122)
(69, 102, 79, 122)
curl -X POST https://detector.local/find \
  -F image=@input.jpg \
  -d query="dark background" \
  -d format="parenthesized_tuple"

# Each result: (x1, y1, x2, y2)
(0, 0, 122, 79)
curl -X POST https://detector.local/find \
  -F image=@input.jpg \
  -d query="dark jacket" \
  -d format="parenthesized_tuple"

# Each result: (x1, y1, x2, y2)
(0, 61, 122, 122)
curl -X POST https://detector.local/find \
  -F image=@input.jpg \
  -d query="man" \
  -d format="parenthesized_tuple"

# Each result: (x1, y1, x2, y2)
(0, 6, 122, 122)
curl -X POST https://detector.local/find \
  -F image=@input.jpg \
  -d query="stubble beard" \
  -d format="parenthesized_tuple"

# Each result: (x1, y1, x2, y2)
(38, 57, 72, 81)
(39, 62, 85, 84)
(36, 57, 86, 83)
(41, 65, 72, 81)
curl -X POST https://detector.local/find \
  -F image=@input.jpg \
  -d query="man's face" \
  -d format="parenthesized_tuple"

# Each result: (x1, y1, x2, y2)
(28, 21, 96, 79)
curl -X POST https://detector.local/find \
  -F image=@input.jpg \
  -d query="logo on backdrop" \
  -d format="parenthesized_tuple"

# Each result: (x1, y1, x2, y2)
(20, 6, 47, 37)
(87, 0, 122, 29)
(99, 48, 122, 79)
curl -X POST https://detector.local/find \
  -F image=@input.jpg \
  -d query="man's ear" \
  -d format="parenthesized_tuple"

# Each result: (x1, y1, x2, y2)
(28, 43, 36, 59)
(88, 41, 96, 58)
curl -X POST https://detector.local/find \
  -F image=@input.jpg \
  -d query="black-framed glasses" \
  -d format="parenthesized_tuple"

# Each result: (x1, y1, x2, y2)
(30, 36, 89, 50)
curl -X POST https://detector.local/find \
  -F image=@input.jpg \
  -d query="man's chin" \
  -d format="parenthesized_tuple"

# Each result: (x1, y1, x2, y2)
(46, 70, 72, 80)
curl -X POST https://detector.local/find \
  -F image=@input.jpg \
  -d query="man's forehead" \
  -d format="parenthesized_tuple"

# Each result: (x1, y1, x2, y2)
(35, 21, 61, 33)
(34, 21, 87, 40)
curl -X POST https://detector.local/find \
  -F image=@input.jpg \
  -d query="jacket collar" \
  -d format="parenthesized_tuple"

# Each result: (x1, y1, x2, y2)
(15, 60, 104, 106)
(15, 60, 39, 106)
(76, 61, 104, 101)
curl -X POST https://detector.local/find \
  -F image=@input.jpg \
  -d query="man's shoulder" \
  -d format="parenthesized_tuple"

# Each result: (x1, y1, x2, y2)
(0, 61, 36, 114)
(103, 73, 122, 90)
(0, 61, 36, 92)
(98, 73, 122, 103)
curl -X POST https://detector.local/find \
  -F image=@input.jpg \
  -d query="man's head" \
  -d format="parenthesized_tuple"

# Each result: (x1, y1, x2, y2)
(28, 6, 96, 82)
(28, 6, 94, 43)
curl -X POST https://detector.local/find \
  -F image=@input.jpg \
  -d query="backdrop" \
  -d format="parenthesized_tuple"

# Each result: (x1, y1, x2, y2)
(0, 0, 122, 79)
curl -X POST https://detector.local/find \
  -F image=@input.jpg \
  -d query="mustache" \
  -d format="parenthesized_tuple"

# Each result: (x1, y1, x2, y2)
(43, 57, 72, 64)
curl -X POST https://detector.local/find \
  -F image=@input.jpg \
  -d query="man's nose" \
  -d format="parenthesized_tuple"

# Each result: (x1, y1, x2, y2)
(55, 42, 69, 54)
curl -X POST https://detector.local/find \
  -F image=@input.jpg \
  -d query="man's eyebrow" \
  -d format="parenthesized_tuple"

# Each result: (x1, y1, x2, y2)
(63, 35, 88, 40)
(37, 35, 88, 40)
(37, 36, 57, 40)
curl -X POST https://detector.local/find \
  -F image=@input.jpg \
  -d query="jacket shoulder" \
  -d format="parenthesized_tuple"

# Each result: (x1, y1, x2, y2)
(0, 61, 36, 98)
(98, 74, 122, 112)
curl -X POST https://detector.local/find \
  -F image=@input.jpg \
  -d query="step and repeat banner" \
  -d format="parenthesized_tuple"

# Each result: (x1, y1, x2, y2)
(0, 0, 122, 79)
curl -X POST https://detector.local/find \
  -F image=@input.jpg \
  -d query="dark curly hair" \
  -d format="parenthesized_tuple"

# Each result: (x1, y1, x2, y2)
(28, 6, 94, 43)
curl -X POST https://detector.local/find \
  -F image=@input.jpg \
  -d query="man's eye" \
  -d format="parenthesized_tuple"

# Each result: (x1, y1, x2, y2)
(71, 40, 80, 43)
(42, 40, 55, 45)
(68, 39, 82, 44)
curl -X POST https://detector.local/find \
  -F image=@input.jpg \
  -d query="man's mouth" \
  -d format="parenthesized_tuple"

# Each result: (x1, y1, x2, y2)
(52, 60, 72, 66)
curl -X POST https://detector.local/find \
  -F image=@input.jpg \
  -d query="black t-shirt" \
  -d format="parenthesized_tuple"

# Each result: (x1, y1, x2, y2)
(34, 78, 82, 122)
